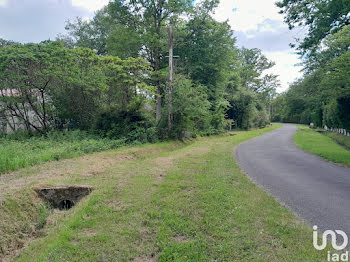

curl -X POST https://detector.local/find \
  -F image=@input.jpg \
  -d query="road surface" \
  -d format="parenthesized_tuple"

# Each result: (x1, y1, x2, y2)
(236, 124, 350, 235)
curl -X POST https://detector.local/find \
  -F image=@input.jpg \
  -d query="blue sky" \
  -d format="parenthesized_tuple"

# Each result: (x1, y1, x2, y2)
(0, 0, 303, 91)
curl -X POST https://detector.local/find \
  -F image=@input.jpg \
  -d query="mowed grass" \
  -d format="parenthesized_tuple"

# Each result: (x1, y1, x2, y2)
(10, 123, 329, 262)
(293, 126, 350, 167)
(0, 131, 125, 174)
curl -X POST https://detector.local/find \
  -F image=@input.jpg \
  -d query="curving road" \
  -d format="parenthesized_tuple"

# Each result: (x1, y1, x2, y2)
(236, 124, 350, 235)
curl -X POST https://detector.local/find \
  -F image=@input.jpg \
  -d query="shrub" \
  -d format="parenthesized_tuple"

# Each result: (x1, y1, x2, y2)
(94, 108, 156, 143)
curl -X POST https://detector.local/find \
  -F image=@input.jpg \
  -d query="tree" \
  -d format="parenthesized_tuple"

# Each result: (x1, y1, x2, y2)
(0, 42, 63, 132)
(101, 56, 153, 111)
(238, 48, 275, 92)
(276, 0, 350, 55)
(49, 47, 108, 130)
(175, 10, 238, 131)
(168, 75, 211, 137)
(274, 26, 350, 129)
(0, 41, 153, 133)
(305, 25, 350, 72)
(0, 39, 16, 48)
(226, 48, 279, 128)
(64, 0, 192, 123)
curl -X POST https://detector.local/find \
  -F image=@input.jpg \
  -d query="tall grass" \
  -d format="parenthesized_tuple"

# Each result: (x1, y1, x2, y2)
(0, 131, 126, 174)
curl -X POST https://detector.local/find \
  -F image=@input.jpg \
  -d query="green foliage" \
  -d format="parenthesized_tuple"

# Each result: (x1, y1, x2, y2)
(62, 0, 277, 134)
(0, 0, 281, 145)
(239, 48, 276, 92)
(167, 75, 211, 137)
(276, 2, 350, 131)
(0, 42, 64, 132)
(227, 88, 257, 129)
(50, 46, 108, 130)
(101, 56, 153, 111)
(95, 108, 156, 143)
(62, 9, 113, 55)
(273, 26, 350, 129)
(0, 41, 152, 132)
(305, 25, 350, 72)
(106, 26, 142, 59)
(0, 38, 16, 48)
(177, 15, 236, 91)
(276, 0, 350, 55)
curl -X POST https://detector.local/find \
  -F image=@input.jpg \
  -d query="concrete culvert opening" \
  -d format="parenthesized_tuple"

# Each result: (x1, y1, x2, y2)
(58, 199, 74, 210)
(34, 185, 92, 210)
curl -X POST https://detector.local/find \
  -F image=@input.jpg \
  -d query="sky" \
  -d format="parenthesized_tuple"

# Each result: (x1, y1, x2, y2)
(0, 0, 303, 92)
(212, 0, 304, 92)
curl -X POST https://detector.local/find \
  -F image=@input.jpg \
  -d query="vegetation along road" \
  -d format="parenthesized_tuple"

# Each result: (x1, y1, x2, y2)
(236, 124, 350, 237)
(1, 124, 331, 261)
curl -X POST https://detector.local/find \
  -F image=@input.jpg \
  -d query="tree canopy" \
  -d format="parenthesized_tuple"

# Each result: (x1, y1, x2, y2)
(1, 0, 280, 141)
(276, 0, 350, 56)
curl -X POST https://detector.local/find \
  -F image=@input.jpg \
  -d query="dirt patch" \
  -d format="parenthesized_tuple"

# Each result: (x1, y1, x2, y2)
(150, 161, 172, 184)
(45, 209, 65, 227)
(182, 146, 211, 157)
(84, 170, 102, 176)
(151, 167, 166, 184)
(114, 154, 136, 161)
(134, 255, 158, 262)
(80, 228, 98, 237)
(154, 175, 165, 183)
(172, 235, 189, 243)
(106, 200, 125, 211)
(129, 147, 164, 159)
(70, 228, 98, 245)
(151, 156, 174, 169)
(117, 180, 127, 188)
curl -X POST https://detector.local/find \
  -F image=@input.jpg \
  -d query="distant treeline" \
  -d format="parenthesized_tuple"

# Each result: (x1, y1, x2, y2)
(0, 0, 279, 142)
(272, 0, 350, 130)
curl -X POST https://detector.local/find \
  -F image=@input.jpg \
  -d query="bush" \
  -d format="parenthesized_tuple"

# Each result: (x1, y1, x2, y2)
(164, 75, 212, 138)
(94, 108, 156, 143)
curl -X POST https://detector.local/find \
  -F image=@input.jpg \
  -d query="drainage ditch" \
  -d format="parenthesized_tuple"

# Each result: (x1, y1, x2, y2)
(34, 185, 92, 210)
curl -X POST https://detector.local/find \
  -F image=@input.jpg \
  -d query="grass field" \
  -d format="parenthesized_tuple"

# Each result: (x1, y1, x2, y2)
(0, 123, 330, 262)
(0, 131, 126, 174)
(293, 126, 350, 167)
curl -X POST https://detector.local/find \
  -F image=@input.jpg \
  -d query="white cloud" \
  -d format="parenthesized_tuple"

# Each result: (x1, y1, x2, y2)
(72, 0, 109, 12)
(0, 0, 7, 6)
(264, 51, 303, 92)
(0, 0, 89, 43)
(213, 0, 284, 32)
(211, 0, 303, 92)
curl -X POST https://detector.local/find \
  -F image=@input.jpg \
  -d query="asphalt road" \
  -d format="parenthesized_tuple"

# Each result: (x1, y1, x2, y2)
(236, 124, 350, 235)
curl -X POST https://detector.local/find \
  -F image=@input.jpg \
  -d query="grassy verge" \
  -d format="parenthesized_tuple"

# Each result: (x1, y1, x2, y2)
(0, 131, 126, 174)
(293, 126, 350, 167)
(0, 189, 50, 257)
(323, 131, 350, 150)
(6, 123, 328, 261)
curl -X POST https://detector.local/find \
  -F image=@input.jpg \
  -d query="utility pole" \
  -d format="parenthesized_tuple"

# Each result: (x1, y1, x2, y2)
(167, 24, 174, 135)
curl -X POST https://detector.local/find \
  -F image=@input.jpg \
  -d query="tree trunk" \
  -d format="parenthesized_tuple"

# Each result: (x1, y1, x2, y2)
(156, 86, 162, 123)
